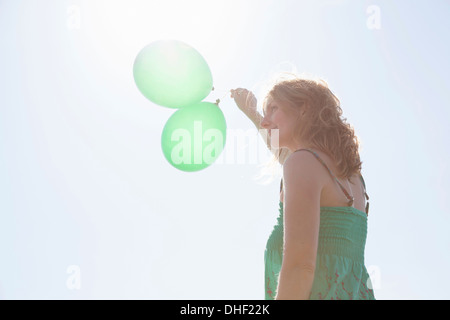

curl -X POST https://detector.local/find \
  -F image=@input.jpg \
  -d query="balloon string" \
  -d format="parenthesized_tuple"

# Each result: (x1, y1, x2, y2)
(212, 88, 231, 105)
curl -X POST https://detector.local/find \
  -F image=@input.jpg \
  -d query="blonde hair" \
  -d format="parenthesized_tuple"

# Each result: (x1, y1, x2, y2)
(261, 73, 362, 181)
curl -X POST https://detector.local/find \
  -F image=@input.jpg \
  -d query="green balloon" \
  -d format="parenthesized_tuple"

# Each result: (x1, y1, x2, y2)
(161, 102, 227, 172)
(133, 40, 213, 109)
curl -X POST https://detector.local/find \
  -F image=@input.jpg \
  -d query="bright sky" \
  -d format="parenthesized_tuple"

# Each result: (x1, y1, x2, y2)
(1, 0, 449, 299)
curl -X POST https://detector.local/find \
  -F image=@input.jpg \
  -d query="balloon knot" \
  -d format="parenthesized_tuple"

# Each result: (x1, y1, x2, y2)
(215, 99, 220, 105)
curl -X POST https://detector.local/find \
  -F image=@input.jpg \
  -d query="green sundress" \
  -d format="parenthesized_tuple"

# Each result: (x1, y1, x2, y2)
(264, 148, 375, 300)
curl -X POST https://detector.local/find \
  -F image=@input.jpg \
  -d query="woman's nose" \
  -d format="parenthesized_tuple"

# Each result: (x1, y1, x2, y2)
(260, 116, 271, 129)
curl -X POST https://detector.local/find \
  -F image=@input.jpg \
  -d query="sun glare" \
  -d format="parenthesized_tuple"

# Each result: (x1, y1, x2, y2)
(85, 0, 239, 49)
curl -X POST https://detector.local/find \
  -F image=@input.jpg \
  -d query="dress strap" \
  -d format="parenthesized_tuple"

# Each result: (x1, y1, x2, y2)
(359, 174, 370, 215)
(294, 148, 354, 207)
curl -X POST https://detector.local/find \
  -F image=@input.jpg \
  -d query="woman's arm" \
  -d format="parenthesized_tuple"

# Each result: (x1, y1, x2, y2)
(275, 151, 322, 300)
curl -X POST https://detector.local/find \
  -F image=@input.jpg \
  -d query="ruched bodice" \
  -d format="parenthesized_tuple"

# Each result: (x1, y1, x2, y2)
(264, 202, 375, 300)
(317, 206, 368, 264)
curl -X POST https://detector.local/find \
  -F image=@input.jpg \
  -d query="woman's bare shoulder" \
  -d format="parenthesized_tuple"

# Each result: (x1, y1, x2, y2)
(283, 150, 328, 188)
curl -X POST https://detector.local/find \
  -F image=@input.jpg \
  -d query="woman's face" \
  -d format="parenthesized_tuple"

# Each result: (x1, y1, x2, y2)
(261, 96, 300, 151)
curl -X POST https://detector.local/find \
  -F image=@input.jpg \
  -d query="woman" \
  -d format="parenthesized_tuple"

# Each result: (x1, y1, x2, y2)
(231, 75, 375, 300)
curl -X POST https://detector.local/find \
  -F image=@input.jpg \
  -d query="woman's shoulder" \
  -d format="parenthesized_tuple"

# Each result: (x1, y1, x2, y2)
(283, 149, 330, 187)
(285, 148, 332, 169)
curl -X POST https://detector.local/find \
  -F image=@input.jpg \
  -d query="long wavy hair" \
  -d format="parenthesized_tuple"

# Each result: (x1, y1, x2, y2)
(261, 73, 362, 182)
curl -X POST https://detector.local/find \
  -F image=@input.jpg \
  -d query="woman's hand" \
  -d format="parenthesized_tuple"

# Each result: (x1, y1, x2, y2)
(230, 88, 258, 118)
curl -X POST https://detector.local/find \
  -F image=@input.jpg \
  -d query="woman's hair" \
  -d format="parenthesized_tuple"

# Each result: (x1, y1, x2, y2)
(260, 73, 362, 181)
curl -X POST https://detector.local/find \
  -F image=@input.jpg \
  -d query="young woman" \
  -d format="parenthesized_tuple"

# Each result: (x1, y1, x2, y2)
(231, 75, 375, 300)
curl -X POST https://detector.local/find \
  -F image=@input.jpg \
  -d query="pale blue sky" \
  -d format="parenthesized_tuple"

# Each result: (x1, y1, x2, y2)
(0, 0, 449, 299)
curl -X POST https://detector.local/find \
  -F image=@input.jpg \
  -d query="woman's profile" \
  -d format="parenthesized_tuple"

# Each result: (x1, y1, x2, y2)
(231, 74, 375, 300)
